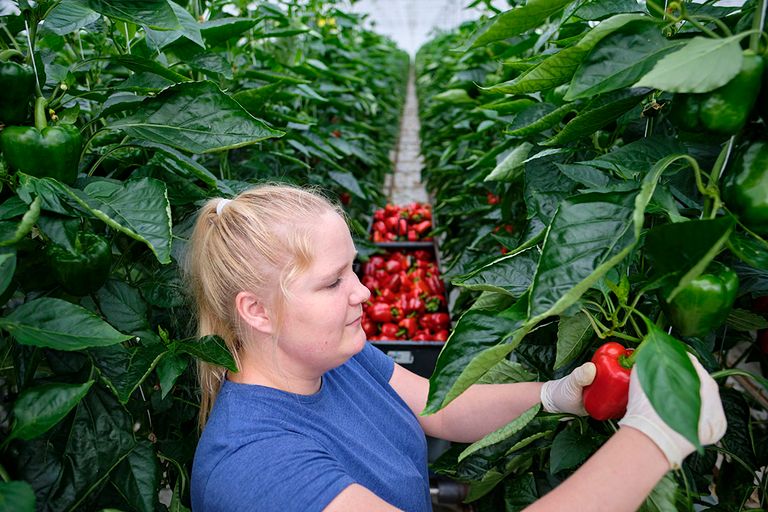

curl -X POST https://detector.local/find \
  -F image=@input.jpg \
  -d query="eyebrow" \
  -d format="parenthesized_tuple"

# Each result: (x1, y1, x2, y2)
(322, 251, 358, 282)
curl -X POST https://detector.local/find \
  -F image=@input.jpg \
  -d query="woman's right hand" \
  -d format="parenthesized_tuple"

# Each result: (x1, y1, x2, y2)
(618, 354, 727, 469)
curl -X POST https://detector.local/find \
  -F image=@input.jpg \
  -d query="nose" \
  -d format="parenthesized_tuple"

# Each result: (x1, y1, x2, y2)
(350, 274, 371, 305)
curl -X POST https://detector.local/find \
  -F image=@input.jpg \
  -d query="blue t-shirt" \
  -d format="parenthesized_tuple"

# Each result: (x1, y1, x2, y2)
(191, 343, 431, 512)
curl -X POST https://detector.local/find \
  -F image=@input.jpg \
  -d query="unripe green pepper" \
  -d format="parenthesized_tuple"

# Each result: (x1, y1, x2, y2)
(46, 232, 112, 296)
(723, 141, 768, 234)
(661, 262, 739, 337)
(0, 50, 35, 125)
(0, 96, 82, 185)
(670, 50, 764, 135)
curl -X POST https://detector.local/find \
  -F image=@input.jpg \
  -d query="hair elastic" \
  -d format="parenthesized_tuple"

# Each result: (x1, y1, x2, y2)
(216, 198, 232, 216)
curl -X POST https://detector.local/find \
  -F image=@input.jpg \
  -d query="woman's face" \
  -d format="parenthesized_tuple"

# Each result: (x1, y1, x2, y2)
(275, 211, 371, 375)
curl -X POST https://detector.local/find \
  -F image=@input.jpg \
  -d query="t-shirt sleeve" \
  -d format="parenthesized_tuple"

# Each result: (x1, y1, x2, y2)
(358, 342, 395, 383)
(199, 431, 355, 512)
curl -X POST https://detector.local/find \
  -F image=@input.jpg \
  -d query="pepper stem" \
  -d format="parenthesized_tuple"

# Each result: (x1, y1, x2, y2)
(620, 347, 639, 369)
(33, 96, 48, 131)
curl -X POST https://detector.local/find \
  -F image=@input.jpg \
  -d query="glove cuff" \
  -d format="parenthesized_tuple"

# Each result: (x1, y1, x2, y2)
(618, 415, 692, 470)
(540, 380, 558, 414)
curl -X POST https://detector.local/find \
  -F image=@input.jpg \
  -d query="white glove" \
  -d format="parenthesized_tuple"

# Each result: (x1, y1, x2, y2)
(540, 362, 597, 415)
(618, 354, 727, 469)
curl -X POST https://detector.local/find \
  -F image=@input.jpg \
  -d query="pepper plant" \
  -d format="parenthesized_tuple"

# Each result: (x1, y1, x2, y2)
(0, 1, 408, 511)
(418, 0, 768, 509)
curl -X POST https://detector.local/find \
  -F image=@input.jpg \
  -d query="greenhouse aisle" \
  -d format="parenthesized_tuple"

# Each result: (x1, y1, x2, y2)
(389, 69, 429, 205)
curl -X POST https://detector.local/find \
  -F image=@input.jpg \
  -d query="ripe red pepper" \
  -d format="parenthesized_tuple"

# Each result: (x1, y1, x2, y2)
(413, 220, 432, 235)
(362, 318, 377, 338)
(380, 322, 399, 339)
(582, 342, 634, 420)
(368, 302, 393, 323)
(399, 317, 418, 338)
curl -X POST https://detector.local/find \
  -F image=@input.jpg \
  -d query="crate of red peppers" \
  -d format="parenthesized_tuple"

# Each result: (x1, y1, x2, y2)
(370, 202, 434, 247)
(360, 248, 450, 342)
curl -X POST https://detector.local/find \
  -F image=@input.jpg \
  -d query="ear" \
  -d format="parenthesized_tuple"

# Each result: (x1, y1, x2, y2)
(235, 291, 273, 335)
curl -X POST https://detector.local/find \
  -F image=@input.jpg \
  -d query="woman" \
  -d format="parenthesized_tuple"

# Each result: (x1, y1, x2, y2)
(188, 184, 726, 512)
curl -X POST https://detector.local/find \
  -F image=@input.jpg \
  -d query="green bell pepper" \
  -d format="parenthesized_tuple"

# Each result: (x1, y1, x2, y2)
(0, 50, 35, 125)
(723, 141, 768, 234)
(661, 262, 739, 338)
(0, 96, 82, 185)
(46, 232, 112, 296)
(670, 50, 764, 135)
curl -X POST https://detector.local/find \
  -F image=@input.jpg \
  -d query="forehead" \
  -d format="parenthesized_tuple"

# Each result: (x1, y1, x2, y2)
(307, 211, 355, 265)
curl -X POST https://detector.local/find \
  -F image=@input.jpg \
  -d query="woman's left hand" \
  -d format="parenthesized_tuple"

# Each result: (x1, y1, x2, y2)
(540, 362, 597, 415)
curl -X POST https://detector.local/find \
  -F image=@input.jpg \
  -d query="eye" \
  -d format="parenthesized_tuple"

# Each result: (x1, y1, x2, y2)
(328, 278, 342, 289)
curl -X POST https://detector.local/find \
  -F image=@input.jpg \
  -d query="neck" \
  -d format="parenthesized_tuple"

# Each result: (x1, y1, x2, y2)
(229, 342, 323, 395)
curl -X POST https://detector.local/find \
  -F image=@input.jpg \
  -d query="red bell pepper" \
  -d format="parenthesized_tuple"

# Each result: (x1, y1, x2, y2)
(582, 341, 635, 420)
(380, 322, 399, 339)
(362, 318, 377, 338)
(369, 302, 393, 323)
(399, 318, 418, 338)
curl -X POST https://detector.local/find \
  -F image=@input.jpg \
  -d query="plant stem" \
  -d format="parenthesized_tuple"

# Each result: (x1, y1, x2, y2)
(751, 0, 768, 52)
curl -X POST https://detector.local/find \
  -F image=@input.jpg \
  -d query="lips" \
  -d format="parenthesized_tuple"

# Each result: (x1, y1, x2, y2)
(346, 316, 361, 326)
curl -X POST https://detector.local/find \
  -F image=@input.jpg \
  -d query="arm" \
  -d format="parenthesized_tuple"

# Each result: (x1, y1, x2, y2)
(324, 484, 403, 512)
(390, 361, 594, 442)
(524, 427, 668, 512)
(390, 363, 544, 442)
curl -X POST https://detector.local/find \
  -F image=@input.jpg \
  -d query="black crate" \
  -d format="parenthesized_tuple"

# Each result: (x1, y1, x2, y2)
(370, 340, 444, 378)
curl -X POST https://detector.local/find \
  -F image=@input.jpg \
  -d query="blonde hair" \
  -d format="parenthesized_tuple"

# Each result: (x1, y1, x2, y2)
(184, 183, 341, 430)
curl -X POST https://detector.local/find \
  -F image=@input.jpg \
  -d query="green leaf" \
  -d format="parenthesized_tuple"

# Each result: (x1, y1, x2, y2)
(638, 474, 679, 512)
(107, 81, 284, 154)
(156, 352, 188, 398)
(555, 311, 593, 370)
(635, 35, 744, 93)
(645, 216, 735, 302)
(0, 248, 16, 297)
(432, 89, 475, 104)
(567, 20, 684, 100)
(86, 178, 173, 264)
(543, 87, 650, 146)
(44, 0, 100, 35)
(452, 247, 538, 297)
(174, 335, 237, 371)
(97, 280, 151, 334)
(467, 0, 574, 49)
(503, 473, 538, 511)
(424, 294, 526, 414)
(637, 320, 702, 449)
(112, 55, 192, 83)
(728, 232, 768, 270)
(0, 298, 132, 351)
(505, 102, 572, 137)
(0, 481, 35, 512)
(87, 0, 181, 30)
(726, 308, 768, 331)
(487, 14, 647, 94)
(91, 344, 167, 404)
(328, 171, 365, 200)
(17, 385, 136, 512)
(529, 191, 638, 318)
(10, 381, 94, 441)
(111, 440, 159, 512)
(459, 404, 540, 462)
(645, 217, 735, 275)
(0, 196, 40, 247)
(526, 153, 671, 322)
(485, 143, 533, 182)
(549, 422, 600, 473)
(476, 360, 536, 384)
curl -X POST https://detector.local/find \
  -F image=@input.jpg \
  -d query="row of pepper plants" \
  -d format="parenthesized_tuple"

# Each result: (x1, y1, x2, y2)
(417, 0, 768, 510)
(0, 1, 409, 511)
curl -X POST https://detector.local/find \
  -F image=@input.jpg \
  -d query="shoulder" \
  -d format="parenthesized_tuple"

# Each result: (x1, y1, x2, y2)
(348, 342, 394, 383)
